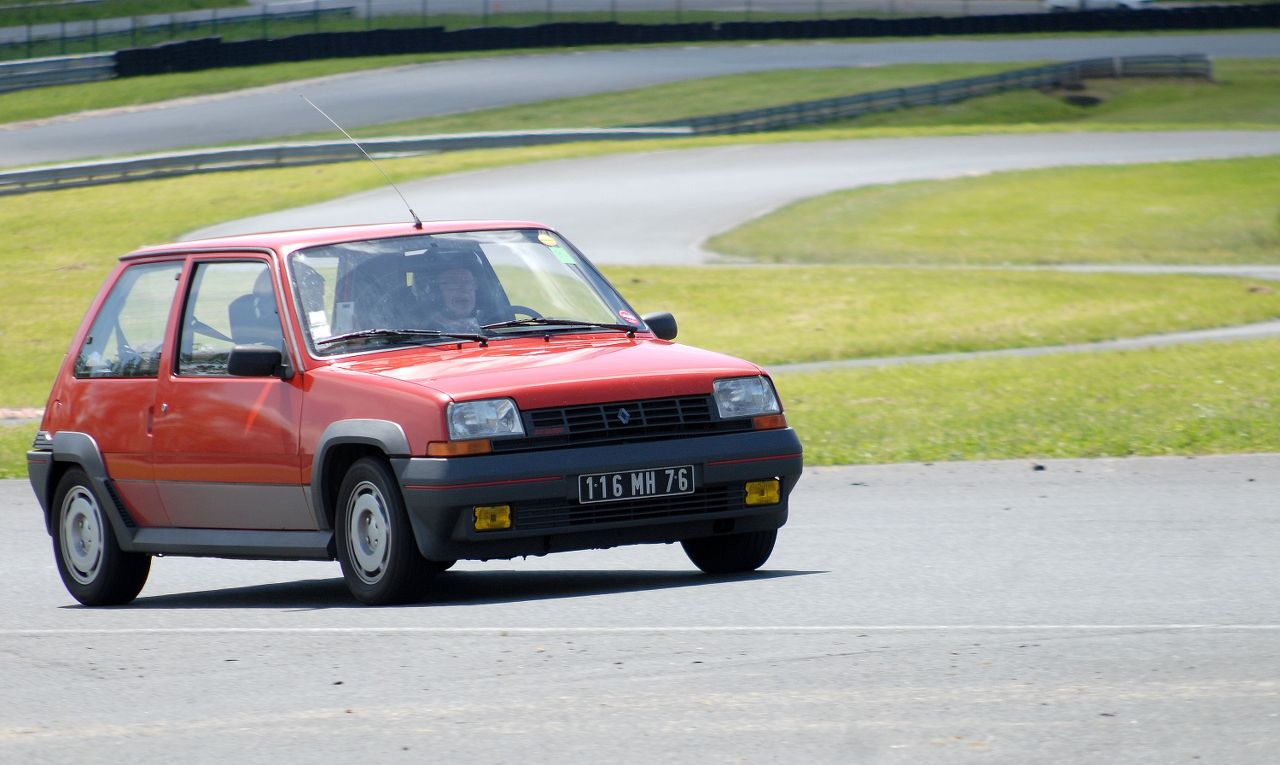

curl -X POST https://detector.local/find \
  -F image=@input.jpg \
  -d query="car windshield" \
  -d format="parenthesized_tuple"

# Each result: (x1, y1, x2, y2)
(288, 228, 642, 355)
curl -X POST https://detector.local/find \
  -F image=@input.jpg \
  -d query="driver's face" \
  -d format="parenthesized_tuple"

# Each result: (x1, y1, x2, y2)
(435, 268, 476, 318)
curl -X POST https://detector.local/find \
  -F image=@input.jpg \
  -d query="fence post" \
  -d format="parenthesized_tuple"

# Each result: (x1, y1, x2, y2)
(212, 7, 219, 34)
(676, 0, 682, 23)
(546, 0, 552, 24)
(316, 1, 322, 33)
(25, 21, 31, 59)
(366, 0, 372, 30)
(131, 16, 137, 47)
(610, 0, 617, 23)
(60, 20, 66, 55)
(483, 0, 489, 27)
(261, 5, 268, 38)
(171, 12, 177, 39)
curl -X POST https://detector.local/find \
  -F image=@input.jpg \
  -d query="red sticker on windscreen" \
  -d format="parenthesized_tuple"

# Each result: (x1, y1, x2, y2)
(618, 310, 640, 325)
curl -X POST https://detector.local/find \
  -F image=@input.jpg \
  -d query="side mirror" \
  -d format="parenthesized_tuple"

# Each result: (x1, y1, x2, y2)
(642, 312, 677, 341)
(228, 345, 290, 379)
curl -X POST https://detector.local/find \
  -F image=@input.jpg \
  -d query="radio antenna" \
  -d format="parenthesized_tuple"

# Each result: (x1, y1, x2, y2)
(300, 94, 422, 229)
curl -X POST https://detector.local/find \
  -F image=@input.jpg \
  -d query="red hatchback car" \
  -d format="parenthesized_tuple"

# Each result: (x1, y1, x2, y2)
(27, 221, 803, 605)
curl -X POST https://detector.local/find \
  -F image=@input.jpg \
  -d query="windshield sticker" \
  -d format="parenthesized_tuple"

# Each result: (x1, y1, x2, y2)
(308, 310, 332, 339)
(537, 232, 558, 247)
(549, 245, 576, 264)
(618, 309, 640, 325)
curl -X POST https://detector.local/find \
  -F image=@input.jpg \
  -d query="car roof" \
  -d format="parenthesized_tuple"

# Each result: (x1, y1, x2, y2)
(121, 219, 551, 261)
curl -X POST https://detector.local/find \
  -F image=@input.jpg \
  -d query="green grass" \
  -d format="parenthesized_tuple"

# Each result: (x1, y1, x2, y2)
(0, 425, 33, 479)
(779, 338, 1280, 465)
(606, 266, 1280, 366)
(825, 59, 1280, 131)
(339, 63, 1024, 138)
(708, 156, 1280, 266)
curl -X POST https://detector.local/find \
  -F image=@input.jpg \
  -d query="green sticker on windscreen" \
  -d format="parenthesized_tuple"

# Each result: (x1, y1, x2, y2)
(549, 245, 576, 264)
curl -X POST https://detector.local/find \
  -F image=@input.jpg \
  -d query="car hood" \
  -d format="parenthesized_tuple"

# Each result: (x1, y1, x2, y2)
(332, 335, 764, 409)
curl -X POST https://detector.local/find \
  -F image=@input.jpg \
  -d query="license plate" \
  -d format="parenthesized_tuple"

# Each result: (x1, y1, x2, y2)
(578, 465, 695, 504)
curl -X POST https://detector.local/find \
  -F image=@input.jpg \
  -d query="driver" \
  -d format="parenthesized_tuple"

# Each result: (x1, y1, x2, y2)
(426, 266, 481, 334)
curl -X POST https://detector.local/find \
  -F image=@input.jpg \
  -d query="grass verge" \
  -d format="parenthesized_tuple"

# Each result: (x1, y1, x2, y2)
(708, 156, 1280, 266)
(1, 425, 33, 480)
(778, 337, 1280, 465)
(5, 54, 1276, 136)
(606, 266, 1280, 366)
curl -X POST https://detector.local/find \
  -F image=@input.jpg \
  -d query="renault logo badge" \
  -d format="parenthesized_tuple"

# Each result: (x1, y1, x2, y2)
(617, 408, 632, 425)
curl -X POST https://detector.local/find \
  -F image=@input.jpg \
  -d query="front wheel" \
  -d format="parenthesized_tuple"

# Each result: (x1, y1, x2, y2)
(682, 529, 777, 574)
(51, 468, 150, 606)
(335, 457, 434, 605)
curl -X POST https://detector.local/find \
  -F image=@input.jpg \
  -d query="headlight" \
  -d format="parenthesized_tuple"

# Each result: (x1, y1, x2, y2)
(713, 376, 781, 419)
(447, 398, 525, 440)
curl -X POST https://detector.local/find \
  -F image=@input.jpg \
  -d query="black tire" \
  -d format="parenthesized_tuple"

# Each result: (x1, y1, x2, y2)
(51, 468, 150, 606)
(681, 529, 777, 574)
(334, 457, 433, 605)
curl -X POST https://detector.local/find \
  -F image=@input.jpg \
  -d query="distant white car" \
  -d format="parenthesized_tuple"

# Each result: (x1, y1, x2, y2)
(1045, 0, 1153, 10)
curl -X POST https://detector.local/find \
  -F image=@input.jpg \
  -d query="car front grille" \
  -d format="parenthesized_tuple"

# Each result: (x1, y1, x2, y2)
(513, 485, 742, 531)
(491, 395, 750, 452)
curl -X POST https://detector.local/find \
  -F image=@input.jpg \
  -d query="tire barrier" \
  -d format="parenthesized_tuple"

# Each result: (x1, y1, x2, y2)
(112, 4, 1279, 77)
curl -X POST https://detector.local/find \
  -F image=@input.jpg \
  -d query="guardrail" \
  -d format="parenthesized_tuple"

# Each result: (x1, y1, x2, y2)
(645, 54, 1213, 134)
(0, 49, 109, 92)
(0, 128, 694, 195)
(0, 54, 1211, 196)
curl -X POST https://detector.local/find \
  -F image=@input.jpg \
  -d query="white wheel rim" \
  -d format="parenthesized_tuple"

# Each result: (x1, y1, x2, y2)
(60, 487, 104, 585)
(346, 481, 391, 585)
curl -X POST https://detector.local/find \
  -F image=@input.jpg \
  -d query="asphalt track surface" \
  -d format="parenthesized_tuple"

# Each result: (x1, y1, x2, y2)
(3, 454, 1279, 763)
(5, 32, 1280, 167)
(189, 130, 1280, 270)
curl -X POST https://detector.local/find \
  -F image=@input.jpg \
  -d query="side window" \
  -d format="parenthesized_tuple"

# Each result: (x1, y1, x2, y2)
(178, 261, 283, 376)
(74, 262, 182, 379)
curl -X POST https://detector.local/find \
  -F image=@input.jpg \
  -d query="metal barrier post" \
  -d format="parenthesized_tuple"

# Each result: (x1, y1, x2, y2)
(262, 5, 269, 38)
(316, 1, 322, 33)
(59, 20, 66, 55)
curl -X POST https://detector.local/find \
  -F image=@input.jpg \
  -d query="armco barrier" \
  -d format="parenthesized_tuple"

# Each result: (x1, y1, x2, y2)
(0, 128, 693, 196)
(0, 54, 1213, 196)
(0, 50, 111, 92)
(642, 55, 1212, 134)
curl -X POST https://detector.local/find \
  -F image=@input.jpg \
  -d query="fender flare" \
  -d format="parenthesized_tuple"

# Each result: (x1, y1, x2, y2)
(46, 432, 140, 550)
(310, 420, 411, 530)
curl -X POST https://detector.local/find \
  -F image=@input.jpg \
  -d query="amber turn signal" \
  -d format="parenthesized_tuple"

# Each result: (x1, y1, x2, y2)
(751, 414, 787, 430)
(427, 440, 492, 457)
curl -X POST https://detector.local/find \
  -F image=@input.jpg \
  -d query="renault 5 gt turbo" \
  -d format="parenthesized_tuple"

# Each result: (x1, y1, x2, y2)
(28, 221, 803, 605)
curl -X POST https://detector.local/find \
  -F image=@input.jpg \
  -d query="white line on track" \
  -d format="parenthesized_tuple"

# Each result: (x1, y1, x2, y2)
(4, 625, 1280, 636)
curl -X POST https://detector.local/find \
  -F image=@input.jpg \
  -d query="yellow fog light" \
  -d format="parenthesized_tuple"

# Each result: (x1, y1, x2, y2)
(474, 505, 512, 532)
(744, 479, 781, 506)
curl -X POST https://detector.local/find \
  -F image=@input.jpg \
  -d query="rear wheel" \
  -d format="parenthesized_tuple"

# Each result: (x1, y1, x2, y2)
(335, 457, 433, 605)
(51, 468, 150, 606)
(682, 529, 777, 574)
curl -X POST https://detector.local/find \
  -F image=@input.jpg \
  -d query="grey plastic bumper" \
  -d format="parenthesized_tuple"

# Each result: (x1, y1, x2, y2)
(393, 428, 803, 561)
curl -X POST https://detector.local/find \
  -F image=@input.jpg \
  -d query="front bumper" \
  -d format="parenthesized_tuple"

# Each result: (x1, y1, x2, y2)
(391, 428, 803, 561)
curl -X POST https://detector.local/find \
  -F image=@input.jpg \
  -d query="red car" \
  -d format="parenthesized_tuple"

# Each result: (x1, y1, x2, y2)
(27, 221, 803, 605)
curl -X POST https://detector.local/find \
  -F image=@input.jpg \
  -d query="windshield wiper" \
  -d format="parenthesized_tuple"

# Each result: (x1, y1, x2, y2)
(482, 317, 636, 336)
(316, 328, 488, 348)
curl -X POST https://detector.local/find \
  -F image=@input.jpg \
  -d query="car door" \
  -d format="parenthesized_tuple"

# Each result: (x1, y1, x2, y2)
(60, 259, 184, 527)
(151, 256, 312, 530)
